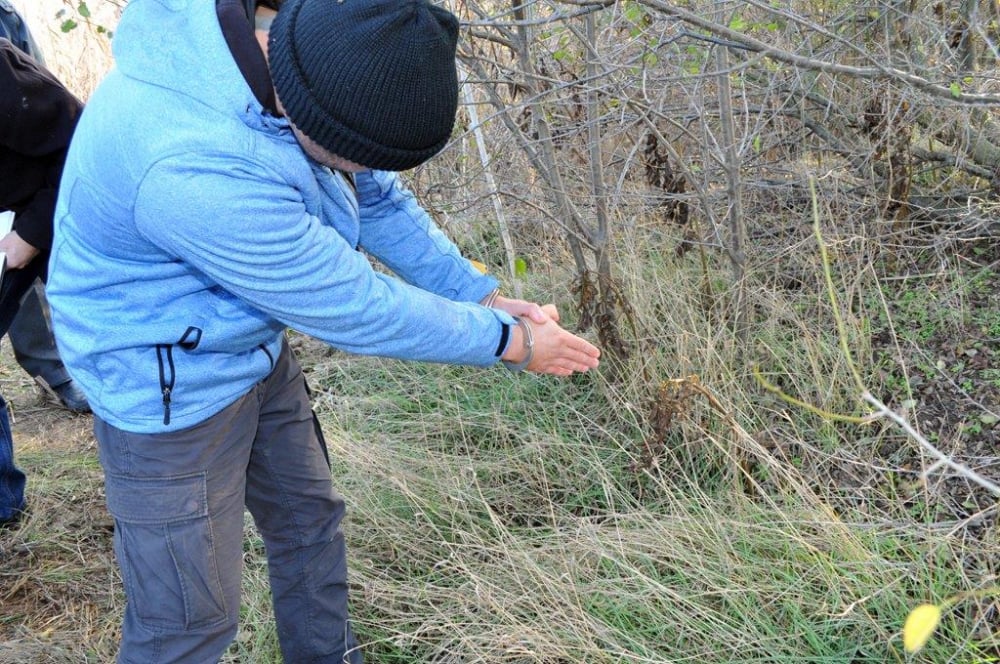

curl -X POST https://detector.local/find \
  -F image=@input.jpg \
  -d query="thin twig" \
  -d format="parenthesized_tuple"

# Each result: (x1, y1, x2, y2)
(458, 63, 521, 297)
(863, 392, 1000, 497)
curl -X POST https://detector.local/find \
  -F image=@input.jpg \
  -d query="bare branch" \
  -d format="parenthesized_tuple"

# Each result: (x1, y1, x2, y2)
(553, 0, 1000, 105)
(863, 392, 1000, 497)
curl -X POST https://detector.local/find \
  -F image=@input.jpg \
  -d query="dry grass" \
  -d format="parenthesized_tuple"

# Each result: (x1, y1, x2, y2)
(0, 344, 118, 663)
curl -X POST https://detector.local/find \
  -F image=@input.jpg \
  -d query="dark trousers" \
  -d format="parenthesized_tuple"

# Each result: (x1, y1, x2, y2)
(0, 254, 46, 336)
(0, 394, 23, 521)
(9, 281, 72, 388)
(95, 341, 362, 663)
(0, 258, 46, 520)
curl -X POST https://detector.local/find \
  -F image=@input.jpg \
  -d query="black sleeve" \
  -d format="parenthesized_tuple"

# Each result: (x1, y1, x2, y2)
(0, 39, 82, 251)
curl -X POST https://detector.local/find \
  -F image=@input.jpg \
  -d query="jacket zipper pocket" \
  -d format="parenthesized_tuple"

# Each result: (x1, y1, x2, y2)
(155, 327, 202, 426)
(155, 344, 176, 426)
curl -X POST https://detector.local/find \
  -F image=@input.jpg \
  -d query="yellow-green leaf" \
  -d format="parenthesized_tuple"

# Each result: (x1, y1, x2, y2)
(514, 257, 528, 278)
(903, 603, 941, 653)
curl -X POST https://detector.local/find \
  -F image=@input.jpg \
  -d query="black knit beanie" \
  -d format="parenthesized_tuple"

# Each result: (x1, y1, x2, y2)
(268, 0, 460, 171)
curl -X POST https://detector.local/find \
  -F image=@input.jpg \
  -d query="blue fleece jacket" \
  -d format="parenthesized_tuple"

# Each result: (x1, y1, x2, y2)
(48, 0, 513, 433)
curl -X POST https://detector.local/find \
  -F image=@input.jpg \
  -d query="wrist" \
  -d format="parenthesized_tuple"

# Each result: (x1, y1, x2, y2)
(481, 288, 500, 308)
(501, 317, 534, 373)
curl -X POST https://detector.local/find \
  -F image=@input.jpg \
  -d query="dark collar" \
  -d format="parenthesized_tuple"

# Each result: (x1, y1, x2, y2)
(216, 0, 277, 115)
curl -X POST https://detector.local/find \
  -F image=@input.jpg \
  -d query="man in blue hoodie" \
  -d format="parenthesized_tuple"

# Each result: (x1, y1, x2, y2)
(48, 0, 600, 661)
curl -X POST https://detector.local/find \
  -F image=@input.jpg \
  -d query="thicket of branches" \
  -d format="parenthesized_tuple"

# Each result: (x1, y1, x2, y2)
(439, 0, 1000, 363)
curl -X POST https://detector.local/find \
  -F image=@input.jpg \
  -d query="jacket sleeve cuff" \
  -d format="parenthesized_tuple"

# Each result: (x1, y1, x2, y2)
(11, 195, 54, 251)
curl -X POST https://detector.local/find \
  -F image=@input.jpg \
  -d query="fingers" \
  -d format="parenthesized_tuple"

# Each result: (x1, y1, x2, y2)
(570, 334, 600, 359)
(522, 304, 550, 324)
(519, 302, 557, 325)
(525, 319, 600, 375)
(547, 346, 601, 374)
(559, 330, 600, 365)
(490, 297, 560, 325)
(533, 356, 595, 376)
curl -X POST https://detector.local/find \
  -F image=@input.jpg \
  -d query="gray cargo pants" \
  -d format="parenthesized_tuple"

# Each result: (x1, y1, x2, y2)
(94, 341, 362, 663)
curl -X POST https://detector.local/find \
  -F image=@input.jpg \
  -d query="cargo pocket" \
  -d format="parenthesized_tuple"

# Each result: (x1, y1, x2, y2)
(105, 471, 229, 632)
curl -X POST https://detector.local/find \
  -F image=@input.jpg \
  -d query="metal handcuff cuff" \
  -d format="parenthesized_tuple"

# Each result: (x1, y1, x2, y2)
(501, 317, 534, 373)
(484, 289, 534, 373)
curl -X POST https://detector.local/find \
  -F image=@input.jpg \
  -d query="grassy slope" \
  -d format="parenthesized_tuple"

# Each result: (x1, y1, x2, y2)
(5, 236, 995, 663)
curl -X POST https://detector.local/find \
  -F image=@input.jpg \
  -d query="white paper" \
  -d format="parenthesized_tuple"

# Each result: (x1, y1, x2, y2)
(0, 210, 13, 235)
(0, 210, 12, 290)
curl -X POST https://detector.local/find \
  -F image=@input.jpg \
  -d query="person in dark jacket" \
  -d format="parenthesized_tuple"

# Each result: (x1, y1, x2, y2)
(0, 0, 89, 414)
(0, 1, 38, 59)
(0, 37, 83, 527)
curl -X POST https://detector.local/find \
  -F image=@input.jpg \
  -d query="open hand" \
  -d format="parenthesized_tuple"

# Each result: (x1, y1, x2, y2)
(502, 316, 600, 376)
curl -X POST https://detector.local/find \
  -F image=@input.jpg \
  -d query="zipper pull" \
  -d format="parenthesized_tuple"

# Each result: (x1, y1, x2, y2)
(162, 386, 172, 426)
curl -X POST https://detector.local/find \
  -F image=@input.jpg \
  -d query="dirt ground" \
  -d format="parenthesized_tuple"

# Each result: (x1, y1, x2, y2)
(0, 342, 118, 663)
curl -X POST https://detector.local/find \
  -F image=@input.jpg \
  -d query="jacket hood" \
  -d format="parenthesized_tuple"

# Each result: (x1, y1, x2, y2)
(113, 0, 259, 117)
